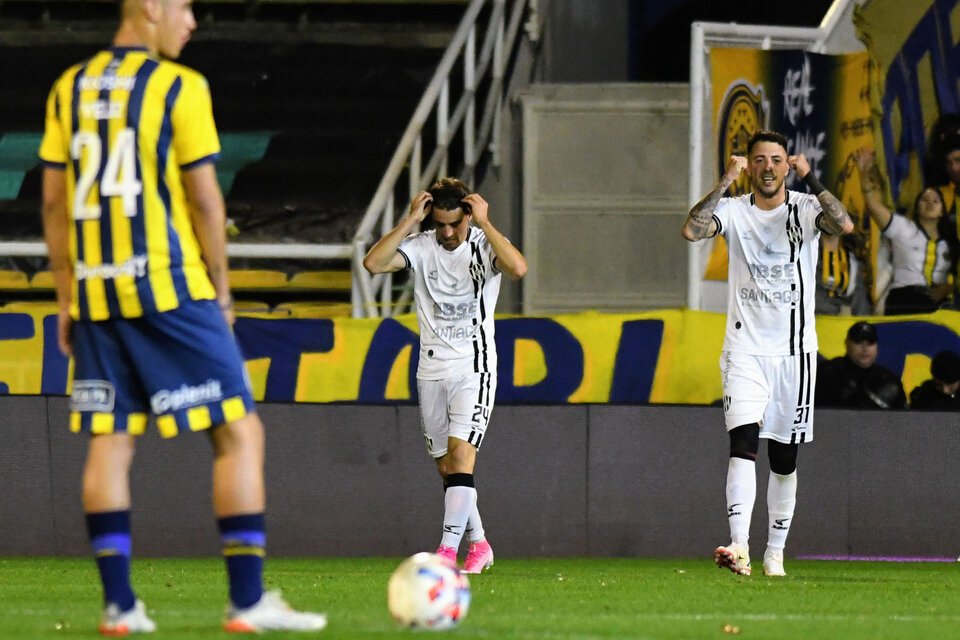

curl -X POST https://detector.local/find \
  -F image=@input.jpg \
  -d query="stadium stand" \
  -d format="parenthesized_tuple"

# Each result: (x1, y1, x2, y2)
(0, 0, 463, 308)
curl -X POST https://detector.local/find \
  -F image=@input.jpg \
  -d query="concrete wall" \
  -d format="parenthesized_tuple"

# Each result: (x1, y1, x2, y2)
(3, 397, 958, 559)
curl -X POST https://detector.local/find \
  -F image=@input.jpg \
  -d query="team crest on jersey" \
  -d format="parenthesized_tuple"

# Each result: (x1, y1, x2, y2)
(786, 226, 803, 244)
(717, 81, 769, 197)
(469, 260, 485, 283)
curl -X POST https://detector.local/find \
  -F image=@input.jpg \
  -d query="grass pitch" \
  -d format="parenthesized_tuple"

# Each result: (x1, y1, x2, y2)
(1, 557, 958, 639)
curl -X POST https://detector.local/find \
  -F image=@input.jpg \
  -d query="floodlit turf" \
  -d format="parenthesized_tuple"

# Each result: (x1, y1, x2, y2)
(1, 556, 958, 639)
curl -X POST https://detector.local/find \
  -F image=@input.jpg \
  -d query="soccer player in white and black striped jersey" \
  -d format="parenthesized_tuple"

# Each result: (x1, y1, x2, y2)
(363, 178, 527, 573)
(682, 130, 854, 577)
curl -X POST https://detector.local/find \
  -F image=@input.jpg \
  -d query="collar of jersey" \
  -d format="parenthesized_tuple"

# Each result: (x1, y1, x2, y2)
(109, 46, 151, 55)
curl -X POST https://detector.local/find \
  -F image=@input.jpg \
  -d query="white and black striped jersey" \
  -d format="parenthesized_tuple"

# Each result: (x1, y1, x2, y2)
(881, 213, 952, 288)
(712, 190, 826, 356)
(398, 227, 502, 380)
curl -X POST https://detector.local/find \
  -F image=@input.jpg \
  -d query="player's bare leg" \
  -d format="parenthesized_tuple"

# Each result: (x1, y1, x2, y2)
(84, 434, 157, 635)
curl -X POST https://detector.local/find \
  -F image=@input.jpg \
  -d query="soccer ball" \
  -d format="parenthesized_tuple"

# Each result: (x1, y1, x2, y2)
(387, 552, 471, 630)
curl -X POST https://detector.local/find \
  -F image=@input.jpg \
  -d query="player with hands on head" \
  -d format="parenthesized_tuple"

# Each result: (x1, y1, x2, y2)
(853, 147, 955, 314)
(363, 178, 526, 574)
(38, 0, 326, 634)
(682, 130, 853, 578)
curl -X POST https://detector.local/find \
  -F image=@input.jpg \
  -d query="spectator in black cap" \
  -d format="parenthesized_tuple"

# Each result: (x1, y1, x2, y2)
(909, 350, 960, 410)
(816, 321, 906, 409)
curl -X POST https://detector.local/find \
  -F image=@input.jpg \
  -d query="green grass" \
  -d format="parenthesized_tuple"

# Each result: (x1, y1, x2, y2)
(2, 557, 959, 639)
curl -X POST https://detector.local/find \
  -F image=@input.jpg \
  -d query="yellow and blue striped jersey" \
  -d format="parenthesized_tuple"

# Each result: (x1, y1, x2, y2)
(39, 46, 219, 321)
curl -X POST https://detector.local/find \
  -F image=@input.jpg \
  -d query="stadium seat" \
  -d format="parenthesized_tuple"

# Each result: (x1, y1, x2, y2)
(0, 270, 30, 290)
(232, 300, 272, 312)
(1, 300, 58, 313)
(29, 271, 54, 289)
(287, 270, 351, 291)
(272, 301, 352, 318)
(228, 269, 289, 289)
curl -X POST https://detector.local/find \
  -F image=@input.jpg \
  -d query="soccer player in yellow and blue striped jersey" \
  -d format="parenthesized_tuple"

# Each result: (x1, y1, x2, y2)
(39, 0, 326, 634)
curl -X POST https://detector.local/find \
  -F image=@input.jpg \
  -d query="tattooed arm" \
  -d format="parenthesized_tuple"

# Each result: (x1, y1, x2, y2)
(789, 153, 855, 235)
(681, 155, 746, 242)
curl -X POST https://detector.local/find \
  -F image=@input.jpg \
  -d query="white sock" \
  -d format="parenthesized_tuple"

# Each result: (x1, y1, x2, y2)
(464, 501, 485, 544)
(726, 457, 756, 547)
(440, 486, 476, 549)
(767, 470, 797, 552)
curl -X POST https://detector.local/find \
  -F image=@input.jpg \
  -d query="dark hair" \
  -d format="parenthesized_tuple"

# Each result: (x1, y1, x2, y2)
(931, 350, 960, 384)
(428, 178, 471, 213)
(746, 130, 789, 157)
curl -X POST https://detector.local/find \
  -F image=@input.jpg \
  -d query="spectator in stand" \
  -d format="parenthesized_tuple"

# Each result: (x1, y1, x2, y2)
(815, 232, 871, 315)
(909, 350, 960, 411)
(855, 147, 954, 314)
(816, 321, 906, 409)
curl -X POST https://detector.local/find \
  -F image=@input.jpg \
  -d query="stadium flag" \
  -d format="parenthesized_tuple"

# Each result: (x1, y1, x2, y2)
(854, 0, 960, 301)
(708, 48, 876, 294)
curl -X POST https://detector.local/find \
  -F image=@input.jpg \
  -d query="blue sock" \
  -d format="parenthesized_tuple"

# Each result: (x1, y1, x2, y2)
(218, 514, 265, 609)
(85, 510, 136, 612)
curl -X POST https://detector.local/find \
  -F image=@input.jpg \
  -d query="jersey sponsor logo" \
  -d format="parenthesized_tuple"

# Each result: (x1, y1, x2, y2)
(433, 300, 478, 322)
(433, 324, 479, 341)
(71, 380, 115, 412)
(75, 255, 148, 281)
(747, 262, 796, 282)
(150, 379, 223, 415)
(739, 287, 802, 305)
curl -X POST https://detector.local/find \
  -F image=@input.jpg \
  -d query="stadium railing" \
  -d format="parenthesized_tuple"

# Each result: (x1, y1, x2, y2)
(350, 0, 543, 318)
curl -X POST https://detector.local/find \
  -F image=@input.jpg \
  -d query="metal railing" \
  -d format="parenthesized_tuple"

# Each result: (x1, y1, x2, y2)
(350, 0, 539, 318)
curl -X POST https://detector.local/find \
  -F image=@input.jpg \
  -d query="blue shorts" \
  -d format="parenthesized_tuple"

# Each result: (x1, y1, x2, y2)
(70, 300, 255, 438)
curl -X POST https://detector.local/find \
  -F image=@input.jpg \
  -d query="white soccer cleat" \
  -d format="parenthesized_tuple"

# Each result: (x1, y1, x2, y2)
(224, 590, 327, 633)
(714, 543, 751, 576)
(99, 599, 157, 636)
(763, 548, 787, 576)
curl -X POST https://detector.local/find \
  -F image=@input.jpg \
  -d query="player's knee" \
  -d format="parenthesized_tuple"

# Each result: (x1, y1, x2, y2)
(209, 413, 264, 458)
(728, 423, 760, 460)
(768, 440, 798, 475)
(443, 440, 476, 474)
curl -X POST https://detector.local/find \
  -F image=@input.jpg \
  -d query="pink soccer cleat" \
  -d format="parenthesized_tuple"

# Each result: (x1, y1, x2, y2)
(435, 544, 458, 566)
(463, 539, 494, 574)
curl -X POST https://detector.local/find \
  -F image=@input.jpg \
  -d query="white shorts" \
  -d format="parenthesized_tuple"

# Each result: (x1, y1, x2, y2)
(416, 372, 496, 458)
(719, 351, 816, 444)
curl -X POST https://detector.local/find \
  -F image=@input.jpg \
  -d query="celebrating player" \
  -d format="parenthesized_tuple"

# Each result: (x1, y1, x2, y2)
(363, 178, 527, 573)
(681, 130, 853, 576)
(39, 0, 326, 633)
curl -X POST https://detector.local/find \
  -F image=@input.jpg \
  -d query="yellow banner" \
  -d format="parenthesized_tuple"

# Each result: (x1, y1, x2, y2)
(6, 306, 960, 405)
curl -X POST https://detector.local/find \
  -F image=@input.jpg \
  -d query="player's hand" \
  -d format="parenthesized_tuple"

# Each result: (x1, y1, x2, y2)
(788, 153, 811, 179)
(724, 155, 747, 182)
(218, 296, 236, 326)
(462, 193, 487, 226)
(57, 309, 73, 357)
(409, 191, 432, 223)
(853, 146, 875, 174)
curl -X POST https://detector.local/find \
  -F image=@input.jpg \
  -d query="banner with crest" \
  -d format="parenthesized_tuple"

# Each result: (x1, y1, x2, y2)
(707, 48, 877, 298)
